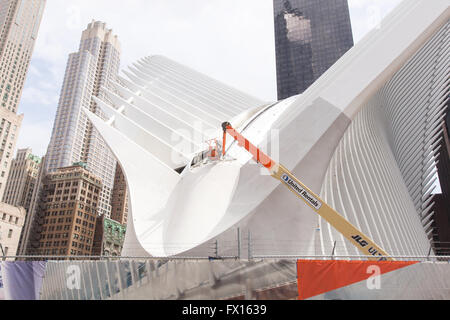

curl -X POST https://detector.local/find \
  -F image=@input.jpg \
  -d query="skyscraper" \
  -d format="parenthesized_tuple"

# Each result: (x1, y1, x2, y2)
(45, 20, 121, 217)
(273, 0, 354, 100)
(0, 0, 45, 198)
(0, 0, 46, 113)
(2, 148, 41, 213)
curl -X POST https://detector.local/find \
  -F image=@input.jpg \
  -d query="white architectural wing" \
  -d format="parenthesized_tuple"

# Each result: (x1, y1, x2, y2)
(84, 0, 450, 257)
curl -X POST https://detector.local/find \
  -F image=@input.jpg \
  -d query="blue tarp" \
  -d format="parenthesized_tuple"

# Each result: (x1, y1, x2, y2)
(0, 261, 46, 300)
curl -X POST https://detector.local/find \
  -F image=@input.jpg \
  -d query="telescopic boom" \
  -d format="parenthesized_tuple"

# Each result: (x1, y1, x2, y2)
(221, 122, 393, 261)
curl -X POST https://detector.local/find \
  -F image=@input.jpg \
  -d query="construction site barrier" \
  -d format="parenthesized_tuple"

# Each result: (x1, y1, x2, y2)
(1, 257, 450, 300)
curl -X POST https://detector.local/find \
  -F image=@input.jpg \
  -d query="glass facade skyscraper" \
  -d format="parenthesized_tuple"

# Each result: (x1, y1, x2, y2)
(274, 0, 354, 100)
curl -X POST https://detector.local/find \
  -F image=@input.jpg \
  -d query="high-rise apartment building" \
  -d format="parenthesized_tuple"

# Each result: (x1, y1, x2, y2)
(33, 164, 102, 257)
(0, 0, 45, 199)
(45, 20, 121, 217)
(273, 0, 354, 100)
(110, 165, 128, 225)
(2, 148, 41, 213)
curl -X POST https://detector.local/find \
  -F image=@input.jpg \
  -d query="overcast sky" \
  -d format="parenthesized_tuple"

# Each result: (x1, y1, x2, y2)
(16, 0, 402, 157)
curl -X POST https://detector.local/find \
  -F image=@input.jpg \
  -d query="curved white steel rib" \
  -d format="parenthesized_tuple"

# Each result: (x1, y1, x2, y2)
(84, 0, 450, 257)
(320, 20, 450, 257)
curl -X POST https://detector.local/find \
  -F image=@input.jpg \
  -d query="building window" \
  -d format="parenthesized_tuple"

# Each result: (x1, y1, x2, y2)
(8, 229, 12, 238)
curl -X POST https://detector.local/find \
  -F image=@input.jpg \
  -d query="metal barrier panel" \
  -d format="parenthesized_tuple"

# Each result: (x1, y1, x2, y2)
(39, 259, 299, 300)
(0, 257, 447, 300)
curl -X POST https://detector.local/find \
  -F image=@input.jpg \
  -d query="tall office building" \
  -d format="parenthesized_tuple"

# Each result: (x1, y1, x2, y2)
(110, 165, 128, 225)
(0, 0, 45, 198)
(45, 20, 121, 217)
(2, 148, 41, 213)
(35, 164, 102, 257)
(273, 0, 354, 100)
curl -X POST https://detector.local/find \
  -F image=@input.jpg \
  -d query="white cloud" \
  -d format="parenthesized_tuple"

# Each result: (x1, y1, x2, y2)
(348, 0, 402, 9)
(29, 0, 277, 100)
(15, 119, 53, 157)
(21, 87, 58, 107)
(348, 0, 403, 42)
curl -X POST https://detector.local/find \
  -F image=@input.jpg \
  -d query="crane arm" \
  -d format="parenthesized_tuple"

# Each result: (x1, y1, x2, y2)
(221, 122, 393, 261)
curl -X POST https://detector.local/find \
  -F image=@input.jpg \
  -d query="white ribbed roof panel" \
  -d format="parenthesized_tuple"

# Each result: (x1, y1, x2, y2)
(115, 77, 224, 127)
(319, 19, 450, 257)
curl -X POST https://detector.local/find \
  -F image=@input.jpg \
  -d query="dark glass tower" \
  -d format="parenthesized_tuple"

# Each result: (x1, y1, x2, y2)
(431, 105, 450, 255)
(274, 0, 354, 100)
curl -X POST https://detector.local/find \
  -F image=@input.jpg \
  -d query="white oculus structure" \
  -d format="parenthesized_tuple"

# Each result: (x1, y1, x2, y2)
(84, 0, 450, 258)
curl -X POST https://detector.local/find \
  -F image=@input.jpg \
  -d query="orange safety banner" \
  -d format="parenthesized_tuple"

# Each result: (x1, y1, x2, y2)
(297, 260, 419, 300)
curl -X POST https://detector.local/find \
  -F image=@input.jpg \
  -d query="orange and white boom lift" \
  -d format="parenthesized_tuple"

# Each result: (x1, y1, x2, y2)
(221, 122, 393, 261)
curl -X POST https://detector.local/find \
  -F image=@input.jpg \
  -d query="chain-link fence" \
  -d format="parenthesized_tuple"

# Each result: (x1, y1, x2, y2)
(3, 236, 450, 261)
